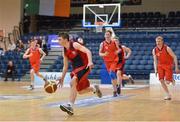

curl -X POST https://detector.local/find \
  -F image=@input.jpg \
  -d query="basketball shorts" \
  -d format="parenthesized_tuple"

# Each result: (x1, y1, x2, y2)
(71, 66, 90, 91)
(30, 62, 40, 73)
(158, 65, 173, 82)
(104, 61, 117, 72)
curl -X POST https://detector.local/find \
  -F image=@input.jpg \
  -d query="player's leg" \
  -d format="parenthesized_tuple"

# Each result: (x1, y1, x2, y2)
(78, 81, 102, 98)
(110, 71, 118, 97)
(30, 69, 35, 89)
(116, 70, 122, 95)
(35, 72, 48, 84)
(60, 76, 77, 115)
(165, 65, 174, 85)
(122, 74, 134, 84)
(110, 62, 119, 97)
(158, 66, 171, 100)
(75, 68, 102, 97)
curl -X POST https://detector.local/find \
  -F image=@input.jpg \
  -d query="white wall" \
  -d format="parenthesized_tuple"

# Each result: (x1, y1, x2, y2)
(0, 0, 21, 36)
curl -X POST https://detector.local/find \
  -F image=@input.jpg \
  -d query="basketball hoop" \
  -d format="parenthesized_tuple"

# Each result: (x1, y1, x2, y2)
(95, 22, 104, 33)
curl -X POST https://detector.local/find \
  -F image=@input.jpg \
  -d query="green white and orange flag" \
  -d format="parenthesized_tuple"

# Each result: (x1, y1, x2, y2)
(24, 0, 70, 17)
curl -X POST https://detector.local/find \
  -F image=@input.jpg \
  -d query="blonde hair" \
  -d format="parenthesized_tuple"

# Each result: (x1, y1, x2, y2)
(156, 36, 164, 41)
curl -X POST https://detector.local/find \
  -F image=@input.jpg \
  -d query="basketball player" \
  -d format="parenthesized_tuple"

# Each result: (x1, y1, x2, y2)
(113, 36, 134, 86)
(152, 36, 180, 100)
(23, 39, 47, 90)
(57, 33, 102, 115)
(99, 30, 121, 97)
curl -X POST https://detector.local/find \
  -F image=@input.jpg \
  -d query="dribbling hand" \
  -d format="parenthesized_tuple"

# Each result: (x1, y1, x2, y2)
(57, 77, 64, 88)
(155, 71, 158, 77)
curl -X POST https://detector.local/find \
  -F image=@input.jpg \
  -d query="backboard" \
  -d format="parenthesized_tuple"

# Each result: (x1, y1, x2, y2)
(83, 3, 121, 28)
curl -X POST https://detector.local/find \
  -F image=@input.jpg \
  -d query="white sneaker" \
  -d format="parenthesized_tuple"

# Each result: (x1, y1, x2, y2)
(164, 95, 171, 100)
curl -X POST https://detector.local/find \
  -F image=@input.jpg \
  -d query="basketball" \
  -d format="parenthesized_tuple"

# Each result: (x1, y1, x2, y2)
(44, 81, 57, 93)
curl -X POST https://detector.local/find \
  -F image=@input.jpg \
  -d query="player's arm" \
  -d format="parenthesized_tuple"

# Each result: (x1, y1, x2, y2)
(23, 48, 31, 59)
(167, 47, 180, 73)
(113, 40, 121, 54)
(99, 42, 108, 57)
(73, 42, 93, 69)
(123, 46, 132, 59)
(152, 49, 158, 76)
(61, 52, 68, 80)
(39, 48, 46, 61)
(58, 51, 69, 87)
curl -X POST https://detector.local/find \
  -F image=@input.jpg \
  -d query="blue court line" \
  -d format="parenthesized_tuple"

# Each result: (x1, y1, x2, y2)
(44, 94, 135, 108)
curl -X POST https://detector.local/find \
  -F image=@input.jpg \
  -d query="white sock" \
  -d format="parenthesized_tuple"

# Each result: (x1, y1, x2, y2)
(165, 93, 171, 97)
(68, 102, 74, 107)
(93, 87, 96, 93)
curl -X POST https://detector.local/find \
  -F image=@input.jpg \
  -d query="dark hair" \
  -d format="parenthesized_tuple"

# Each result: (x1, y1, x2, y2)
(58, 33, 69, 41)
(30, 39, 35, 42)
(106, 30, 112, 35)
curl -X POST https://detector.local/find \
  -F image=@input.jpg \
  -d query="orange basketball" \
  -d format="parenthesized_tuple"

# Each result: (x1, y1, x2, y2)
(44, 81, 57, 93)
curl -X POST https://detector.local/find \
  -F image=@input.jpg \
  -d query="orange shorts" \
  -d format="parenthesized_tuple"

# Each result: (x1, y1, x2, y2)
(71, 66, 90, 91)
(104, 61, 117, 72)
(30, 62, 40, 73)
(158, 65, 173, 82)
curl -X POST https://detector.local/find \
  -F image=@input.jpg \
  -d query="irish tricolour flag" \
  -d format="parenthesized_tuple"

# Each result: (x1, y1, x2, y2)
(24, 0, 70, 17)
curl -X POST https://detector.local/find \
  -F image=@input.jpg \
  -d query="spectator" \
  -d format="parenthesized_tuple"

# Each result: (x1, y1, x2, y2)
(7, 41, 16, 51)
(16, 40, 25, 52)
(42, 38, 48, 55)
(4, 61, 16, 81)
(0, 44, 5, 56)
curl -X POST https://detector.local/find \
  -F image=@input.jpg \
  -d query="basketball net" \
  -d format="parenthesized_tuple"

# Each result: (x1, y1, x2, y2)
(95, 22, 104, 33)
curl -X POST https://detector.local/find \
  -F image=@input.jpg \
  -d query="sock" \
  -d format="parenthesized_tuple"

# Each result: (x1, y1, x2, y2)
(93, 87, 96, 93)
(165, 92, 171, 97)
(68, 102, 74, 107)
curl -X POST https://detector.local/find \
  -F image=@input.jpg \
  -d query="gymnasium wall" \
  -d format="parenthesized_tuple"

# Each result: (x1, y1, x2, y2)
(70, 0, 180, 14)
(0, 0, 21, 36)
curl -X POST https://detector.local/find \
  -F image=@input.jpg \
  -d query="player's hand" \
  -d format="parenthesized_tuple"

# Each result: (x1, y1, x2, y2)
(155, 71, 158, 77)
(86, 62, 94, 70)
(40, 58, 43, 62)
(104, 52, 109, 56)
(27, 53, 33, 58)
(124, 56, 128, 60)
(57, 77, 64, 88)
(175, 68, 180, 74)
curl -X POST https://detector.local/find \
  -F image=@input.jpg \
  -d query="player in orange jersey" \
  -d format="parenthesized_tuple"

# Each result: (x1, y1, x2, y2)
(23, 39, 47, 90)
(113, 36, 134, 87)
(57, 33, 102, 115)
(99, 30, 121, 97)
(152, 36, 180, 100)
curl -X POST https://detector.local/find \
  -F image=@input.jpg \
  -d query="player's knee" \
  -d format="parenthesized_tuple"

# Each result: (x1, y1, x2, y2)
(117, 70, 121, 76)
(109, 71, 116, 80)
(70, 76, 78, 87)
(30, 69, 34, 74)
(78, 91, 83, 94)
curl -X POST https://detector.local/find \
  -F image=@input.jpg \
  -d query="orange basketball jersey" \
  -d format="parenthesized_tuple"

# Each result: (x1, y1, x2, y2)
(154, 44, 173, 66)
(29, 47, 41, 64)
(102, 40, 118, 62)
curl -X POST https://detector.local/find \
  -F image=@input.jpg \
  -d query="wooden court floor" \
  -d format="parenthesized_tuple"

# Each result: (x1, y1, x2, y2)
(0, 81, 180, 121)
